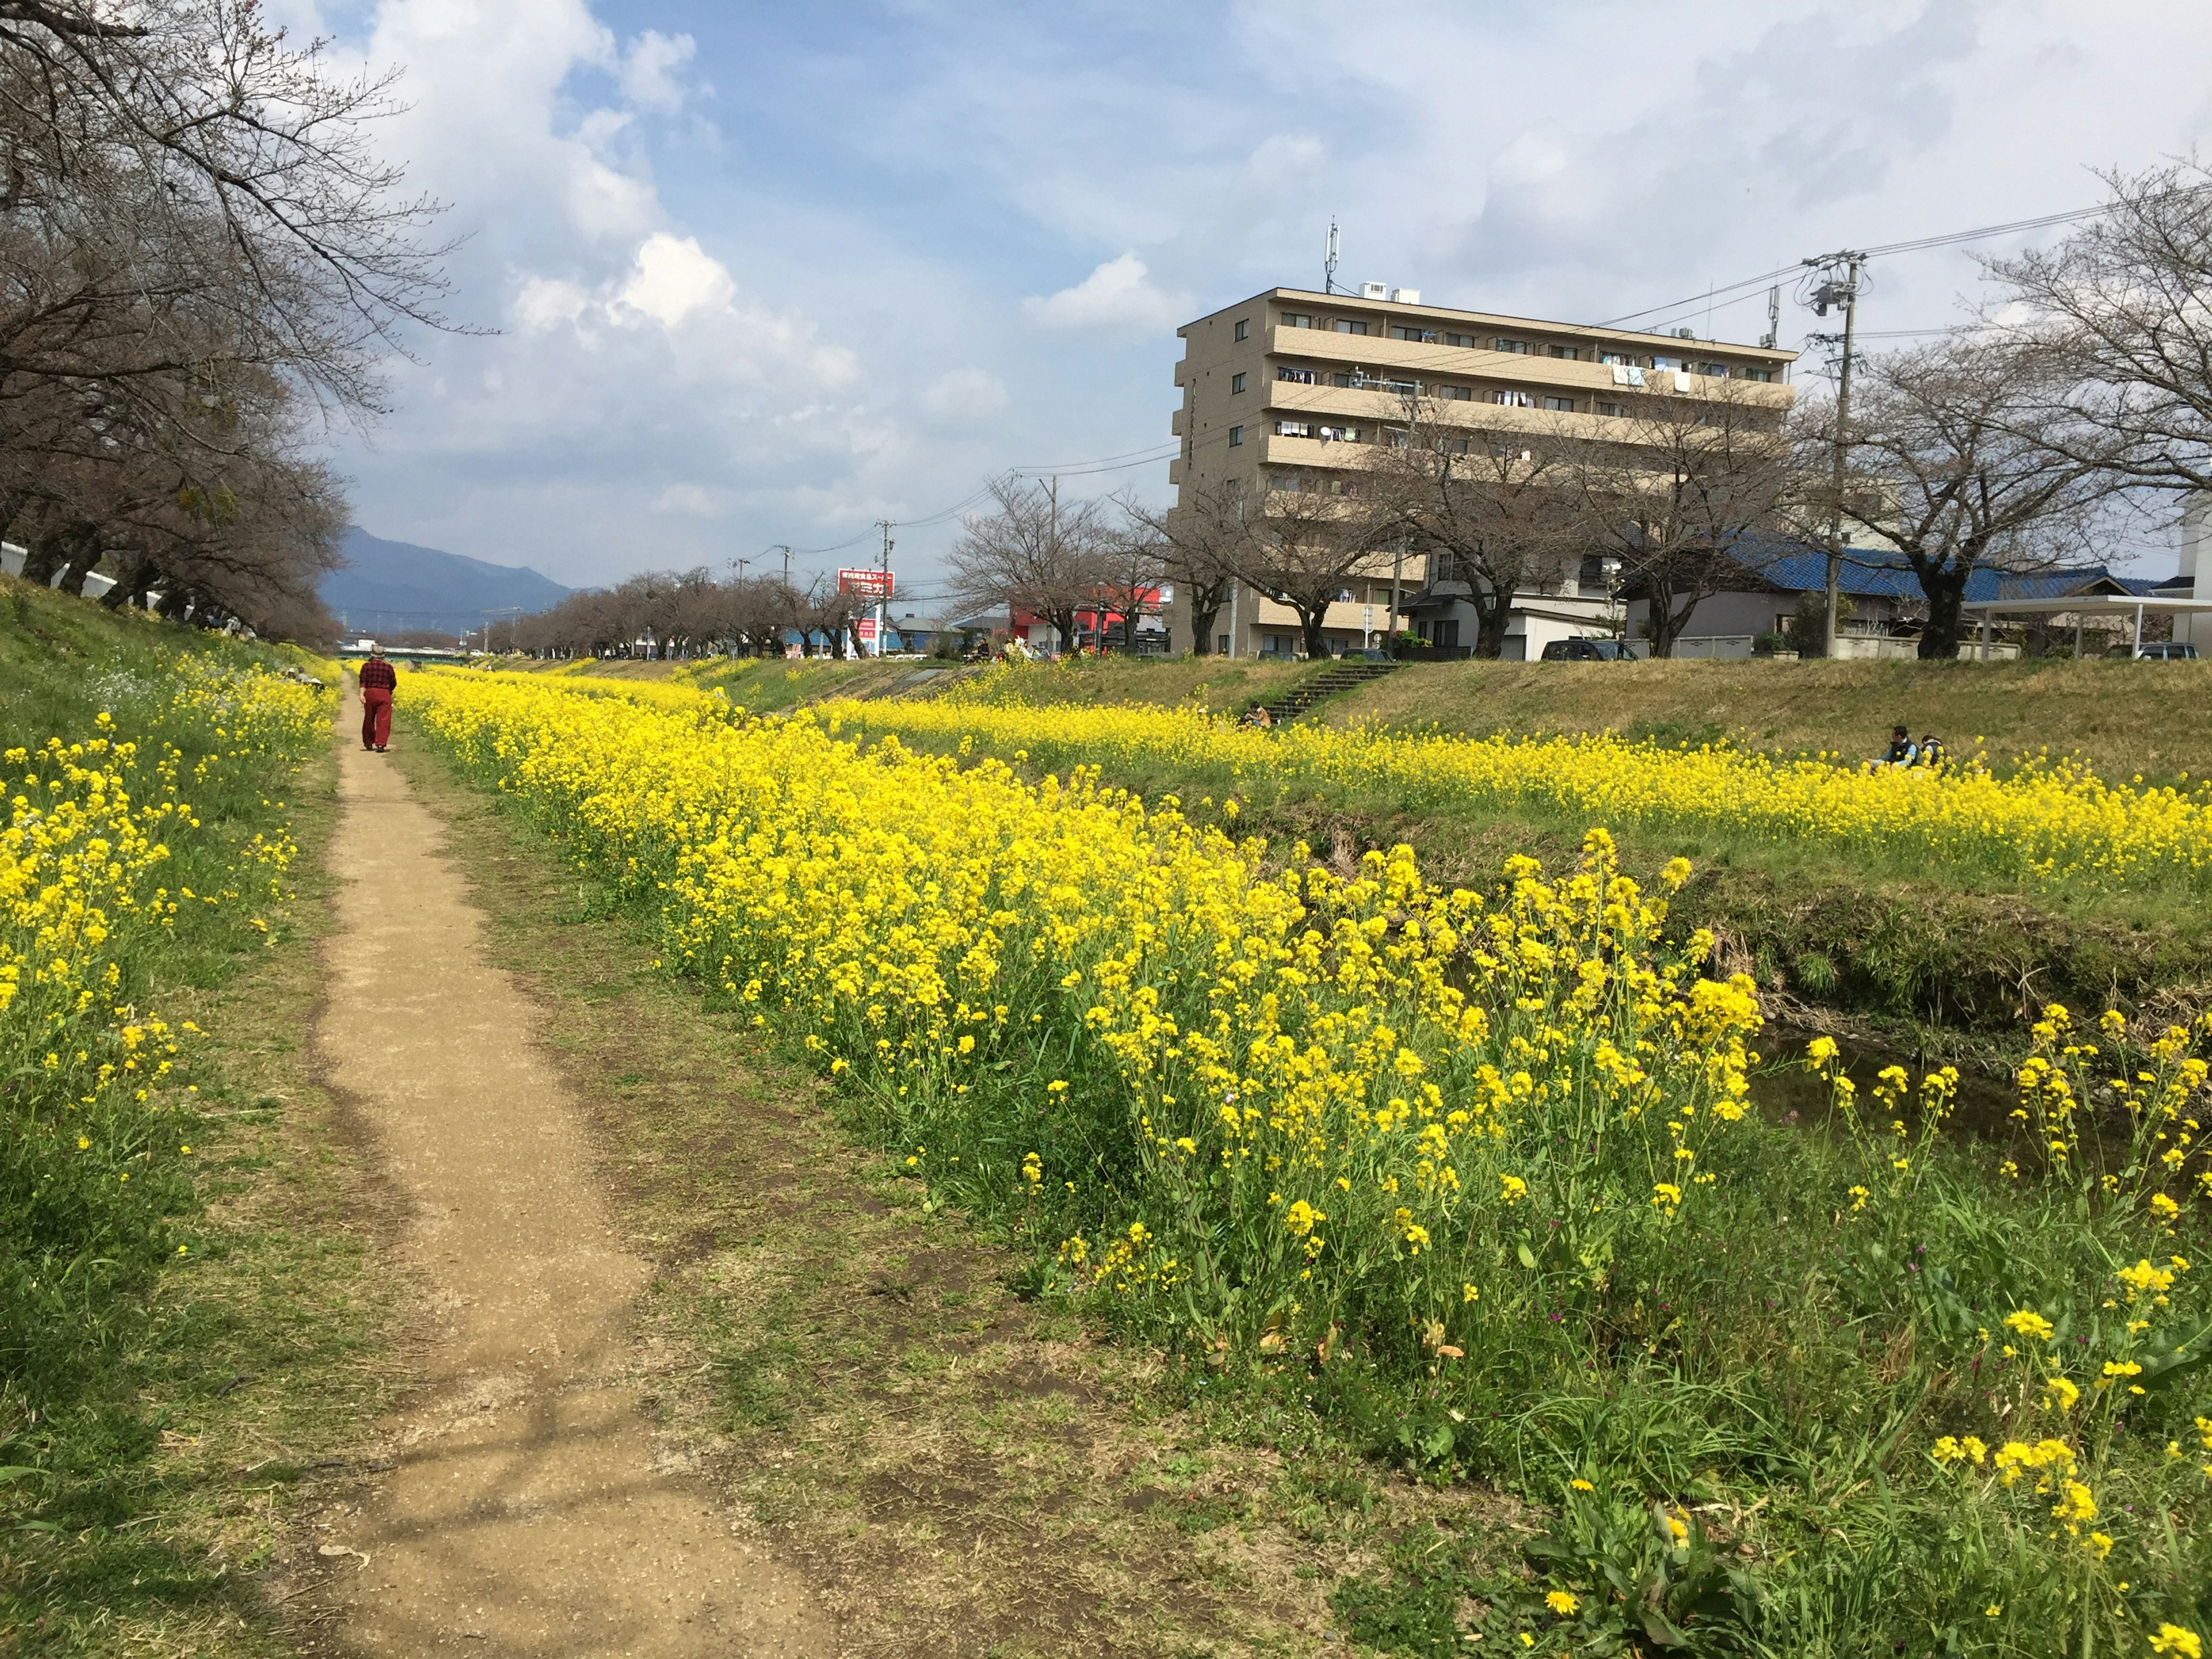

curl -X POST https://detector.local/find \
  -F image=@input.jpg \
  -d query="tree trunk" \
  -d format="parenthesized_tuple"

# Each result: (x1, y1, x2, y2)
(19, 525, 78, 585)
(1300, 606, 1330, 659)
(56, 543, 104, 596)
(1189, 588, 1225, 654)
(1916, 562, 1971, 659)
(100, 552, 159, 611)
(1471, 589, 1512, 659)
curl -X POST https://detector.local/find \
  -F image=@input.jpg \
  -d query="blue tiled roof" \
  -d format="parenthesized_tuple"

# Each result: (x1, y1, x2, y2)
(1721, 539, 2137, 601)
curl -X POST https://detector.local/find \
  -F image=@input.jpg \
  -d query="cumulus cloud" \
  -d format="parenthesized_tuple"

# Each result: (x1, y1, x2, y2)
(616, 29, 698, 113)
(1023, 254, 1190, 335)
(616, 233, 737, 327)
(923, 367, 1008, 423)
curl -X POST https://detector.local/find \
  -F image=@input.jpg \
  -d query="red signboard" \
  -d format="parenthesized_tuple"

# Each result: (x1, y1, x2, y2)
(855, 618, 879, 643)
(838, 567, 894, 598)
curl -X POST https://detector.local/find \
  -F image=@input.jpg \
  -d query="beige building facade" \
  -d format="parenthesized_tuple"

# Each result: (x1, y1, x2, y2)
(1168, 285, 1797, 658)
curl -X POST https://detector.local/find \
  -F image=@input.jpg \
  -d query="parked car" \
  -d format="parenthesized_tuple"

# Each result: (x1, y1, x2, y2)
(1540, 638, 1641, 661)
(2135, 641, 2200, 660)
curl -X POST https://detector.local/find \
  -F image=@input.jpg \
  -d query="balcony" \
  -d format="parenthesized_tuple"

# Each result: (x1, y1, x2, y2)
(1264, 326, 1792, 406)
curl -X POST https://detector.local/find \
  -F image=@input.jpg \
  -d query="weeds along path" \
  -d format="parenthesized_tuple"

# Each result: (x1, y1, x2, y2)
(311, 689, 826, 1656)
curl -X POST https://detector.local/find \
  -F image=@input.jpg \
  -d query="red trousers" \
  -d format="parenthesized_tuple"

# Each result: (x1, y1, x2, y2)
(361, 691, 392, 749)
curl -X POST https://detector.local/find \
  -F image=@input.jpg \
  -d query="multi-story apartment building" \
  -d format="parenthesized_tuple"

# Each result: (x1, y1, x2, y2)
(1168, 284, 1797, 659)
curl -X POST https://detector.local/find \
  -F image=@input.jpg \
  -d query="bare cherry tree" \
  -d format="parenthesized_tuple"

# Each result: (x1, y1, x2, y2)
(1095, 497, 1169, 652)
(1555, 377, 1797, 657)
(1369, 397, 1581, 658)
(1128, 478, 1250, 655)
(1235, 468, 1381, 659)
(1808, 336, 2128, 658)
(1985, 158, 2212, 494)
(946, 474, 1110, 653)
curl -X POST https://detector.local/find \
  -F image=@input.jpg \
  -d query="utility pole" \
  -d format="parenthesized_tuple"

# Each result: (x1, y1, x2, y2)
(873, 520, 895, 658)
(1387, 540, 1404, 658)
(1804, 251, 1865, 659)
(1047, 476, 1060, 653)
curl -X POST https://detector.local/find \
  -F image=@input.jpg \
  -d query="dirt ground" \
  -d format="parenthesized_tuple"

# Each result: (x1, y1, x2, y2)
(289, 687, 1518, 1658)
(307, 695, 828, 1656)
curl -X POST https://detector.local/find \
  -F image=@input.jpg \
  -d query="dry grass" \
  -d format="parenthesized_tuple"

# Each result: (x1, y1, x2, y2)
(1321, 657, 2212, 785)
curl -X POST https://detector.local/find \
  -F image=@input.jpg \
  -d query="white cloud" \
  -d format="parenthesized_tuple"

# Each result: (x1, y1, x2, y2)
(652, 483, 715, 516)
(923, 367, 1008, 422)
(513, 275, 591, 332)
(617, 29, 698, 114)
(616, 233, 736, 328)
(1024, 254, 1190, 335)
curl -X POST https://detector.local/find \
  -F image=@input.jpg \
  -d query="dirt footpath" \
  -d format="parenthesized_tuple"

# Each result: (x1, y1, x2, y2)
(311, 693, 828, 1656)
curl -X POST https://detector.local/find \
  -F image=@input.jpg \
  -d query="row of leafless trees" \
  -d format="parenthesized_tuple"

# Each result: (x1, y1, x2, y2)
(1121, 158, 2212, 661)
(509, 567, 899, 659)
(0, 0, 447, 639)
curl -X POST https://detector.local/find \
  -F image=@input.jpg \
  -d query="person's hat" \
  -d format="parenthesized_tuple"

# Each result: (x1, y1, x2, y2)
(369, 643, 385, 656)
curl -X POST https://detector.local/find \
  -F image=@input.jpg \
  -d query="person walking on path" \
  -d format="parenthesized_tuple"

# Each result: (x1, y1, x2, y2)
(358, 646, 397, 752)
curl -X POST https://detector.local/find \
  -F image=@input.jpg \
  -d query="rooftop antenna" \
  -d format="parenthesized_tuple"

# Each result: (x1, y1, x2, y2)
(1760, 283, 1780, 350)
(1324, 219, 1340, 295)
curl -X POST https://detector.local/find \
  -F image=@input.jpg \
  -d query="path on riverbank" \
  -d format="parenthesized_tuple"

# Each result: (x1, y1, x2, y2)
(310, 692, 827, 1657)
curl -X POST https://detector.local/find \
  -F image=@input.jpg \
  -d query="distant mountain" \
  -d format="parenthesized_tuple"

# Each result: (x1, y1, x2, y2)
(321, 527, 573, 637)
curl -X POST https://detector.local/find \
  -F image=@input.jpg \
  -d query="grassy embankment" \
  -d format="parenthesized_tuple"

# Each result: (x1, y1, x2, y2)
(391, 728, 1528, 1657)
(399, 666, 2212, 1657)
(0, 578, 398, 1656)
(646, 653, 2212, 1040)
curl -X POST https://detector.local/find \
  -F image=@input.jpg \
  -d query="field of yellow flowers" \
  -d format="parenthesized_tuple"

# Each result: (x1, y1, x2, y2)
(1, 641, 329, 1544)
(818, 685, 2212, 895)
(411, 667, 2209, 1657)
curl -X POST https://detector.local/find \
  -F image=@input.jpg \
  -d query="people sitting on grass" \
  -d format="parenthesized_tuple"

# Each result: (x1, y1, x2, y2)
(1240, 703, 1275, 729)
(1876, 725, 1919, 768)
(1872, 725, 1949, 771)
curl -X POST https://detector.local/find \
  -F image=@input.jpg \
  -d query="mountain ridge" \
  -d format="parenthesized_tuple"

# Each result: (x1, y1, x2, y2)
(321, 526, 572, 636)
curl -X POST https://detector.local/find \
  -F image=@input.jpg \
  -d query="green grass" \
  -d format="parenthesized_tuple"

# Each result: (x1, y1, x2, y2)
(406, 669, 2212, 1657)
(0, 575, 395, 1656)
(521, 653, 2212, 1033)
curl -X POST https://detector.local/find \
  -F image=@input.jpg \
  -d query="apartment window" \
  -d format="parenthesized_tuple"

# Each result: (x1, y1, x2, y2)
(1744, 366, 1775, 383)
(1547, 344, 1581, 361)
(1228, 425, 1244, 446)
(1389, 325, 1438, 342)
(1598, 400, 1625, 417)
(1495, 337, 1529, 354)
(1234, 318, 1249, 341)
(1334, 319, 1370, 335)
(1444, 332, 1475, 348)
(1276, 366, 1315, 384)
(1598, 351, 1634, 367)
(1436, 384, 1472, 401)
(1328, 479, 1360, 497)
(1698, 362, 1729, 378)
(1544, 395, 1577, 412)
(1330, 372, 1355, 388)
(1436, 435, 1469, 455)
(1280, 312, 1311, 328)
(1383, 428, 1409, 448)
(1275, 420, 1312, 437)
(1218, 634, 1231, 654)
(1231, 372, 1248, 393)
(1651, 355, 1680, 370)
(1488, 389, 1535, 408)
(1317, 423, 1360, 442)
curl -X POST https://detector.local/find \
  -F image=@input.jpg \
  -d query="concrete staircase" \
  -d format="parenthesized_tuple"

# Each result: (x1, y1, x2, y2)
(1255, 657, 1402, 723)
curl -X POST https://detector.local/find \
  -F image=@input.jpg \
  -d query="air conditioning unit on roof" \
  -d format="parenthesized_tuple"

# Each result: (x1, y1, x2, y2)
(1390, 287, 1419, 304)
(1361, 281, 1390, 300)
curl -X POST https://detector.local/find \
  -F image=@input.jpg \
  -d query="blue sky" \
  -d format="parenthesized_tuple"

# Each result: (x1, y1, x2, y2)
(291, 1, 2212, 596)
